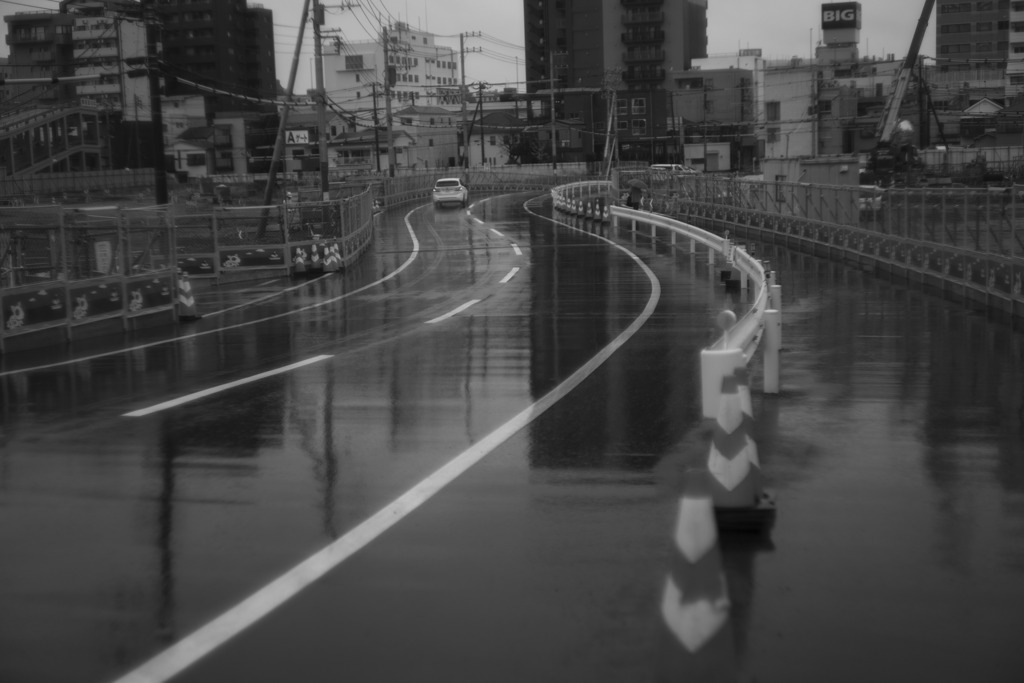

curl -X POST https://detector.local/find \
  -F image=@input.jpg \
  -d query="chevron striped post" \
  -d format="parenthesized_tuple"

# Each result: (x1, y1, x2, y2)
(659, 469, 738, 679)
(701, 348, 776, 532)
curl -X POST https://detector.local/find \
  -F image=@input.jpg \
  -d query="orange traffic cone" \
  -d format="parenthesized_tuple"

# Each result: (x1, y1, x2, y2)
(176, 270, 201, 320)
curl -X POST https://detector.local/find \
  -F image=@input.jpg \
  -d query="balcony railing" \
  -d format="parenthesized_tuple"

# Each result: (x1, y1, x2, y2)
(623, 49, 665, 64)
(623, 67, 666, 82)
(622, 11, 664, 25)
(622, 29, 665, 44)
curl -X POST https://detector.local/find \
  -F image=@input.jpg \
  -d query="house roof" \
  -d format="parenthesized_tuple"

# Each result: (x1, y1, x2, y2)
(963, 97, 1003, 115)
(330, 128, 416, 147)
(394, 105, 459, 116)
(177, 124, 231, 142)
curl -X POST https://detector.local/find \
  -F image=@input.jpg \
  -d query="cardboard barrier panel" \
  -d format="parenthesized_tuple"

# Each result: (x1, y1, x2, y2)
(68, 279, 123, 322)
(2, 285, 68, 333)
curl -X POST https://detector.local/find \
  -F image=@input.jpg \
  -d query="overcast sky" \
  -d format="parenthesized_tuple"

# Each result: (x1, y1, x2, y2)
(254, 0, 939, 90)
(1, 0, 938, 88)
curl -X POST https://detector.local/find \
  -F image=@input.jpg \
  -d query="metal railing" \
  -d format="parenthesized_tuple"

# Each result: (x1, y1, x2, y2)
(551, 180, 780, 413)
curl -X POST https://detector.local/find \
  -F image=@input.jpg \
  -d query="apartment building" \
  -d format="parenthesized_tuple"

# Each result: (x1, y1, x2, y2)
(522, 0, 708, 162)
(321, 21, 461, 112)
(155, 0, 277, 113)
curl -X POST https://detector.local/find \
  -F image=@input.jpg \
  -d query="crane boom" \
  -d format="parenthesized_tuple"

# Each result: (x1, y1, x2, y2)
(875, 0, 936, 144)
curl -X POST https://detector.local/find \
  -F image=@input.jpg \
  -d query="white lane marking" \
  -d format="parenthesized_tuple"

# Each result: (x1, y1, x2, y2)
(123, 355, 333, 417)
(0, 213, 422, 379)
(424, 299, 481, 324)
(511, 243, 522, 256)
(500, 267, 520, 284)
(472, 217, 485, 225)
(489, 228, 505, 238)
(110, 222, 660, 683)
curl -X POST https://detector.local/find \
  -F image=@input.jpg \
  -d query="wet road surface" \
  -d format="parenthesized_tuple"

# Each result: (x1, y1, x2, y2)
(0, 194, 1023, 682)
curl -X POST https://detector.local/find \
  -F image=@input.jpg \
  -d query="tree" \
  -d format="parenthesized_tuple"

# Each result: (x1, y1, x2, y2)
(502, 133, 544, 165)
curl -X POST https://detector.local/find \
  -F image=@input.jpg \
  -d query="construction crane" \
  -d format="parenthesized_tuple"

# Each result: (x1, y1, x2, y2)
(868, 0, 936, 186)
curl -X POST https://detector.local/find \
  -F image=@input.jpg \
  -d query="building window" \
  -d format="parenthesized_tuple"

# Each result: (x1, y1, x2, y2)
(616, 99, 628, 116)
(976, 22, 993, 31)
(186, 153, 205, 166)
(631, 98, 646, 115)
(766, 101, 781, 121)
(617, 119, 628, 131)
(976, 0, 993, 9)
(631, 118, 646, 134)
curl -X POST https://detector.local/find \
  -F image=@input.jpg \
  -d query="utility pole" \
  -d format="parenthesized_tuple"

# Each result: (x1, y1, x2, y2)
(703, 79, 708, 172)
(550, 50, 557, 171)
(140, 0, 167, 204)
(258, 0, 311, 233)
(383, 24, 396, 177)
(371, 82, 381, 173)
(477, 82, 487, 166)
(312, 0, 330, 199)
(460, 32, 469, 168)
(458, 32, 481, 169)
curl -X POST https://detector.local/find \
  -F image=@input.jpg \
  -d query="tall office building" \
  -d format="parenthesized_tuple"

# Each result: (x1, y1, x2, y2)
(3, 11, 77, 107)
(933, 1, 1024, 98)
(936, 1, 1007, 70)
(155, 0, 277, 112)
(522, 0, 708, 161)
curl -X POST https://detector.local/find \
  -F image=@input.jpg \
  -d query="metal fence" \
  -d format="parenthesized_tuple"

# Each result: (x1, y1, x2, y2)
(1, 204, 176, 351)
(621, 171, 1024, 319)
(0, 185, 378, 351)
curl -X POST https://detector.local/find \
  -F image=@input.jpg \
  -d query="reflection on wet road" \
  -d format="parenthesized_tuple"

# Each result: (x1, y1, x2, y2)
(0, 195, 1022, 682)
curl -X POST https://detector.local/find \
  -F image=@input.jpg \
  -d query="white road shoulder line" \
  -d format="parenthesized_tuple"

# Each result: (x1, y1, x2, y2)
(123, 355, 333, 417)
(511, 243, 522, 256)
(500, 267, 520, 284)
(490, 228, 505, 238)
(424, 299, 481, 324)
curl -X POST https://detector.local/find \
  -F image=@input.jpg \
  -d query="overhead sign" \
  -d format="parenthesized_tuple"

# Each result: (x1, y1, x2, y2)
(821, 2, 861, 30)
(285, 129, 310, 145)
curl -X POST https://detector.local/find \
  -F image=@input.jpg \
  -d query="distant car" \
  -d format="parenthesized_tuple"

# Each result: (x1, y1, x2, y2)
(857, 185, 885, 213)
(432, 177, 469, 208)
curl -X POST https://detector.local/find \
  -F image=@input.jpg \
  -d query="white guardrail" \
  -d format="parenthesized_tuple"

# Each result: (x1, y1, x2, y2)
(551, 181, 782, 417)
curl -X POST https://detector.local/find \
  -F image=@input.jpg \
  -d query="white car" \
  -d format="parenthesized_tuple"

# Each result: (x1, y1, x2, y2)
(432, 177, 469, 208)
